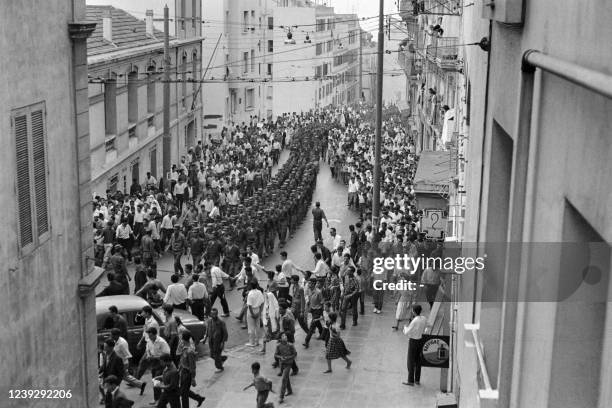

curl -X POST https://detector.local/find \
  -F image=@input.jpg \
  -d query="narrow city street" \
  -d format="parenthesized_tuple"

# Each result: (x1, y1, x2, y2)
(116, 159, 439, 408)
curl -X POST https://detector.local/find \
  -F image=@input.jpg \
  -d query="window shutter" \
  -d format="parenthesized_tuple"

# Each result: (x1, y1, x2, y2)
(31, 109, 49, 235)
(15, 114, 33, 247)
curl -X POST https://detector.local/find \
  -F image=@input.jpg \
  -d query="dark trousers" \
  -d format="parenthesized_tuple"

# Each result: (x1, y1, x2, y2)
(340, 295, 358, 327)
(407, 338, 423, 383)
(190, 299, 206, 320)
(210, 346, 224, 369)
(117, 238, 132, 260)
(136, 357, 163, 400)
(373, 288, 384, 310)
(313, 223, 323, 242)
(279, 364, 293, 398)
(256, 391, 274, 408)
(358, 291, 365, 314)
(157, 391, 180, 408)
(294, 311, 309, 333)
(179, 369, 201, 408)
(173, 252, 184, 275)
(304, 309, 324, 345)
(210, 284, 230, 314)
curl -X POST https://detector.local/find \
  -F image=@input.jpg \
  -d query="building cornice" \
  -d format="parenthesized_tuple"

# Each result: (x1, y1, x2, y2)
(87, 37, 203, 68)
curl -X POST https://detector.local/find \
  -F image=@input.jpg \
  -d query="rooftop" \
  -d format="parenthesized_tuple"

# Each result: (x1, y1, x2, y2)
(86, 5, 168, 56)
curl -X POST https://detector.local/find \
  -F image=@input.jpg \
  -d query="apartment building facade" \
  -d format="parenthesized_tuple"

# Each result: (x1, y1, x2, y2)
(401, 1, 612, 407)
(87, 3, 203, 196)
(1, 1, 101, 406)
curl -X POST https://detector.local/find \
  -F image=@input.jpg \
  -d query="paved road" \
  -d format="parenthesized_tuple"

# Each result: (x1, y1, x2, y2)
(113, 158, 440, 407)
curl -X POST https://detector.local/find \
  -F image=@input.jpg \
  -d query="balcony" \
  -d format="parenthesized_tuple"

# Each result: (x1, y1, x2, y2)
(412, 0, 463, 16)
(426, 36, 459, 70)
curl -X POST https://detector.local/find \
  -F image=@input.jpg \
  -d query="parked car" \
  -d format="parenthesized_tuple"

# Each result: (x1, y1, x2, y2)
(96, 295, 206, 361)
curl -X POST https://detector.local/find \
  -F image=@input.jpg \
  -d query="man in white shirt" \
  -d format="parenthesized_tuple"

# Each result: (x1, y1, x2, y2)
(187, 274, 208, 320)
(403, 304, 428, 386)
(245, 280, 265, 347)
(110, 328, 145, 393)
(163, 274, 188, 310)
(137, 327, 170, 403)
(208, 263, 230, 316)
(327, 228, 342, 251)
(313, 252, 330, 278)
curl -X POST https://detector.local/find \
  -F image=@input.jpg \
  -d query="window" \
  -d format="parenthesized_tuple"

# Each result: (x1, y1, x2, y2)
(128, 71, 138, 123)
(192, 0, 197, 28)
(149, 147, 157, 177)
(315, 66, 322, 78)
(104, 78, 117, 134)
(147, 65, 156, 113)
(14, 102, 50, 248)
(181, 0, 186, 29)
(267, 63, 272, 76)
(316, 43, 323, 55)
(245, 88, 255, 109)
(268, 40, 273, 52)
(243, 52, 249, 73)
(267, 86, 273, 99)
(243, 11, 249, 32)
(322, 63, 328, 76)
(251, 49, 255, 72)
(327, 40, 333, 52)
(129, 126, 138, 149)
(192, 51, 199, 93)
(181, 54, 187, 107)
(268, 17, 274, 29)
(107, 173, 119, 194)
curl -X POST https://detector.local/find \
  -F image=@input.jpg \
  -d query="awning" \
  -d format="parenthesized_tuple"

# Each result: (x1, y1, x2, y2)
(413, 150, 453, 194)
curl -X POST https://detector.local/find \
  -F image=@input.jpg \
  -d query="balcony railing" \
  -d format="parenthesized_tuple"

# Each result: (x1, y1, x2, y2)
(412, 0, 463, 16)
(427, 36, 459, 69)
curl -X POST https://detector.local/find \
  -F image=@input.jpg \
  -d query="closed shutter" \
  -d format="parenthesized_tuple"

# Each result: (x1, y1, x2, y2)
(31, 109, 49, 235)
(15, 114, 33, 247)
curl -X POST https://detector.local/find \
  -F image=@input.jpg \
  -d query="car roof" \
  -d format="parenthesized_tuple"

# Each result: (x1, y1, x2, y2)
(96, 295, 150, 315)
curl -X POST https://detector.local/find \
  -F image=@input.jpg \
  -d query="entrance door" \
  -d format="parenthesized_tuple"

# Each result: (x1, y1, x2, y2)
(131, 161, 139, 184)
(149, 148, 157, 178)
(186, 120, 195, 150)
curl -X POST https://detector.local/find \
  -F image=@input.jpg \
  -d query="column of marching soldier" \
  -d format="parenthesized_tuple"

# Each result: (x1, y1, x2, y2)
(96, 103, 439, 407)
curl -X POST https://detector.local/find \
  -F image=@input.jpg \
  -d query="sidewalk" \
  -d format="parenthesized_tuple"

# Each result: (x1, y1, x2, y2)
(121, 303, 440, 408)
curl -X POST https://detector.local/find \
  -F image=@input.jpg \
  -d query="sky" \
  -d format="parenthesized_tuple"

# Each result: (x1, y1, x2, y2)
(85, 0, 399, 34)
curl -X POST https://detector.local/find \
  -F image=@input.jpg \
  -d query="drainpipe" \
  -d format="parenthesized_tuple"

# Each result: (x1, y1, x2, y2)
(472, 20, 492, 324)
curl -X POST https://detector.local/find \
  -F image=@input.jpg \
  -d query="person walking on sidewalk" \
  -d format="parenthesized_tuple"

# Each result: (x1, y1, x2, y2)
(246, 280, 265, 347)
(274, 333, 297, 404)
(403, 304, 427, 386)
(153, 353, 180, 408)
(311, 202, 329, 242)
(206, 308, 228, 373)
(243, 362, 274, 408)
(323, 312, 352, 373)
(169, 224, 186, 276)
(177, 332, 205, 407)
(208, 262, 231, 316)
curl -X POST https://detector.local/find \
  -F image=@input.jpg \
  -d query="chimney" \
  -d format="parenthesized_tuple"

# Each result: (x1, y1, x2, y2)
(102, 8, 112, 42)
(146, 9, 154, 37)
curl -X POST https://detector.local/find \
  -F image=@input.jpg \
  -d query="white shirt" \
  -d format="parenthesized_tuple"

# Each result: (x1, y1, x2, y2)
(116, 224, 132, 239)
(210, 266, 229, 286)
(403, 315, 427, 339)
(113, 336, 132, 365)
(314, 259, 330, 277)
(188, 281, 208, 300)
(246, 289, 265, 316)
(146, 336, 170, 358)
(163, 283, 188, 305)
(281, 259, 302, 281)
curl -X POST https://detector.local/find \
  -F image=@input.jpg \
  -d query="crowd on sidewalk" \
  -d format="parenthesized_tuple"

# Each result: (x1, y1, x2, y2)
(96, 103, 446, 407)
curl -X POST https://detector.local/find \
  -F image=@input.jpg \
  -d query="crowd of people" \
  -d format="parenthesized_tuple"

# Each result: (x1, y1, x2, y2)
(96, 102, 446, 407)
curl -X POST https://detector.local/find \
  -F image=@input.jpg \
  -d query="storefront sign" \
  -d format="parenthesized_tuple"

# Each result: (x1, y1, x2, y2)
(420, 334, 450, 368)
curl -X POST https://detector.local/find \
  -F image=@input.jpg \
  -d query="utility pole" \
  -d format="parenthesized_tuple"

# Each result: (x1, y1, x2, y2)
(372, 0, 385, 232)
(359, 30, 363, 100)
(162, 5, 171, 181)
